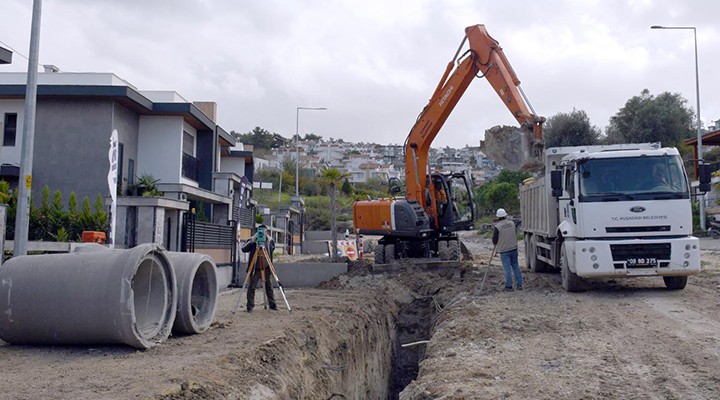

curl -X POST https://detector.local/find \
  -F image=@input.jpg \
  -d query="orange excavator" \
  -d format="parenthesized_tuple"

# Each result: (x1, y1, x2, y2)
(352, 24, 545, 264)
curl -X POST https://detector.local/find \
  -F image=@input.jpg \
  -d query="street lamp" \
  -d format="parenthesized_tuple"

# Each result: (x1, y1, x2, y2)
(295, 106, 327, 195)
(651, 25, 705, 229)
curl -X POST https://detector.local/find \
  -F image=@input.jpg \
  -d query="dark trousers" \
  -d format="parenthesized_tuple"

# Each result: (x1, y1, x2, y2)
(246, 262, 276, 310)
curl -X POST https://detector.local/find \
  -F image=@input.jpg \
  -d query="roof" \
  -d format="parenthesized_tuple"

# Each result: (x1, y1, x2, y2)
(684, 129, 720, 147)
(0, 72, 235, 146)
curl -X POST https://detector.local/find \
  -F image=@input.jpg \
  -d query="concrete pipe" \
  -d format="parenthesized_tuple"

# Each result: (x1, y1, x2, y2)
(0, 243, 176, 349)
(166, 252, 218, 334)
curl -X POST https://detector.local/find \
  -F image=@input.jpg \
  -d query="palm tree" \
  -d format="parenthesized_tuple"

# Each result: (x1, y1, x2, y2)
(320, 167, 349, 261)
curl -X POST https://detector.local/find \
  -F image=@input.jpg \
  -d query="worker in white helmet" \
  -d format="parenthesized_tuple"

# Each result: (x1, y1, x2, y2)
(492, 208, 522, 291)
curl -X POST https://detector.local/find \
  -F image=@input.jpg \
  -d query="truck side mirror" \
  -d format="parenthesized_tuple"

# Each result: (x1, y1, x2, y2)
(698, 164, 712, 193)
(550, 170, 563, 197)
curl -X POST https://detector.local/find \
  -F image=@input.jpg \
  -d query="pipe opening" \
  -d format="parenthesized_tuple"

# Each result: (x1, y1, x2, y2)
(189, 261, 216, 328)
(132, 256, 169, 339)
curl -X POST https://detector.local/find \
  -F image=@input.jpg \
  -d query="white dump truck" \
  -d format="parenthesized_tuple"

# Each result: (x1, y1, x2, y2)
(520, 142, 701, 291)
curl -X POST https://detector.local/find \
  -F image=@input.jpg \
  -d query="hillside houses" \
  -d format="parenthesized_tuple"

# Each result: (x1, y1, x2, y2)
(258, 138, 498, 187)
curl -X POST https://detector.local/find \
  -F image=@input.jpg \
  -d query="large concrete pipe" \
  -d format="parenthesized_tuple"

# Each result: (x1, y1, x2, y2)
(166, 252, 218, 334)
(0, 243, 176, 349)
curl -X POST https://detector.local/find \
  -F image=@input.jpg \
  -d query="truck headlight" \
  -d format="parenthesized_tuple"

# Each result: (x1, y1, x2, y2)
(591, 255, 597, 261)
(684, 252, 690, 259)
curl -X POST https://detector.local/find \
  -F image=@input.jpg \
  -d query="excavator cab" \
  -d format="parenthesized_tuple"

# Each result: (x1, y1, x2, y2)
(431, 173, 475, 233)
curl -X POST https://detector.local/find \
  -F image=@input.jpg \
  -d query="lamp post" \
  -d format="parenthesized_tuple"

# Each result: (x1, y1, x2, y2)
(651, 25, 704, 229)
(295, 106, 327, 195)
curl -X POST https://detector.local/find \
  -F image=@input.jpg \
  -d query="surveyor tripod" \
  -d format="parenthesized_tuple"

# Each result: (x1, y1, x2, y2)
(232, 243, 291, 314)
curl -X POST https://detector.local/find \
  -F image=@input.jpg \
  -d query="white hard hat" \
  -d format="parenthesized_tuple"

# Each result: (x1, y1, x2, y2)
(496, 208, 507, 218)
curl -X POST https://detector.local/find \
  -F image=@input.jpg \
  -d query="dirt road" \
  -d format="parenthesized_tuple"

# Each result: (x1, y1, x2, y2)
(401, 232, 720, 399)
(1, 232, 719, 399)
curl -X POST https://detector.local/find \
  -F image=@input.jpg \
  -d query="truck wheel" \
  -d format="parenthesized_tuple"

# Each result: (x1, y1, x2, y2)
(384, 243, 396, 263)
(525, 235, 547, 272)
(663, 276, 688, 290)
(560, 242, 584, 292)
(438, 240, 450, 260)
(374, 244, 385, 264)
(524, 235, 533, 269)
(447, 239, 461, 261)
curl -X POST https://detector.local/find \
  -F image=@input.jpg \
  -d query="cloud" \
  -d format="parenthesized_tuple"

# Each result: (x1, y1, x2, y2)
(2, 0, 719, 146)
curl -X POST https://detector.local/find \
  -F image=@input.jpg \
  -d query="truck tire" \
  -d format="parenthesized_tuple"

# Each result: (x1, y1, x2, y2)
(525, 235, 548, 273)
(374, 244, 385, 264)
(663, 276, 688, 290)
(447, 239, 461, 261)
(384, 243, 396, 263)
(524, 235, 533, 270)
(560, 242, 584, 292)
(438, 240, 450, 260)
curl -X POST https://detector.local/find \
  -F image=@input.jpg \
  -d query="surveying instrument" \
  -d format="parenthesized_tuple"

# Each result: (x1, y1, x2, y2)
(233, 226, 291, 313)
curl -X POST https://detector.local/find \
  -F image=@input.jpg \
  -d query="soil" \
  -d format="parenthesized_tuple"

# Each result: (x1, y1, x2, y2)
(2, 232, 720, 399)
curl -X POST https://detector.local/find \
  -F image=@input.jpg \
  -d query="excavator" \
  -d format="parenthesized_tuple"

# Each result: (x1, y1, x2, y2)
(352, 24, 544, 266)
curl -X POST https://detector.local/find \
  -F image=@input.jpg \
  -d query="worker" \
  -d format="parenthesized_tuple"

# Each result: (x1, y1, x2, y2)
(492, 208, 523, 291)
(652, 164, 670, 188)
(433, 179, 448, 216)
(242, 224, 277, 312)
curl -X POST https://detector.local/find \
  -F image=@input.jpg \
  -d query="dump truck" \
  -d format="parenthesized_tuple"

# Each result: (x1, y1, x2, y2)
(520, 143, 701, 291)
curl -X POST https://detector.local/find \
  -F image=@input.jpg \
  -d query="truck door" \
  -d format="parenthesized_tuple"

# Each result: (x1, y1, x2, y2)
(558, 166, 577, 227)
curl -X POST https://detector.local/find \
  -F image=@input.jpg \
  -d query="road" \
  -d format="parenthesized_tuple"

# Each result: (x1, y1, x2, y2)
(400, 232, 720, 399)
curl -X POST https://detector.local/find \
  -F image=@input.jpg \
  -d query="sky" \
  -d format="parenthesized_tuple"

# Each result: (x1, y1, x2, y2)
(1, 0, 719, 148)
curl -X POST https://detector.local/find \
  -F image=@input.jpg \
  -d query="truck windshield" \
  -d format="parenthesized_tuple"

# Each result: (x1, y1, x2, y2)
(578, 155, 689, 202)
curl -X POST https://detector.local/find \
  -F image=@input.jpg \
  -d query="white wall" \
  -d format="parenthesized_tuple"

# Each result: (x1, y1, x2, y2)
(0, 99, 25, 167)
(221, 156, 246, 177)
(137, 116, 185, 185)
(0, 72, 134, 87)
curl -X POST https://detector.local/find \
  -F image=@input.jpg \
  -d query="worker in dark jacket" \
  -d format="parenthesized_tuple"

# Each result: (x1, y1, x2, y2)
(492, 208, 522, 291)
(242, 225, 277, 312)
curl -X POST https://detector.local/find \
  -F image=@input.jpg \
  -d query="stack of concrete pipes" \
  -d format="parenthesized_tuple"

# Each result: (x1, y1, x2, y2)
(0, 244, 219, 349)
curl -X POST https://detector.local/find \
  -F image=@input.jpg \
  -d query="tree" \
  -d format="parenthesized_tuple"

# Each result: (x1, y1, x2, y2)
(341, 179, 353, 196)
(474, 170, 529, 216)
(605, 89, 694, 147)
(303, 133, 322, 141)
(320, 167, 350, 261)
(543, 109, 601, 148)
(232, 127, 287, 149)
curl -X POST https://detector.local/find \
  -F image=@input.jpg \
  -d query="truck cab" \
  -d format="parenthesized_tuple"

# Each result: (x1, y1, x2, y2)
(521, 143, 701, 291)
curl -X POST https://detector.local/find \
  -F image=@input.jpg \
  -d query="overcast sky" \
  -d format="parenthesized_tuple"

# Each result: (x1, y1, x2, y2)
(1, 0, 718, 147)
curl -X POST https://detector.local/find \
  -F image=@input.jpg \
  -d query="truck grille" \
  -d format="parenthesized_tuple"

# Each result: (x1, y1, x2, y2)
(606, 226, 671, 233)
(610, 243, 671, 269)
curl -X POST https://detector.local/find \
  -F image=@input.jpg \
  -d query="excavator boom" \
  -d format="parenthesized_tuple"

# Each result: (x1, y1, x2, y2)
(404, 24, 544, 222)
(352, 24, 543, 268)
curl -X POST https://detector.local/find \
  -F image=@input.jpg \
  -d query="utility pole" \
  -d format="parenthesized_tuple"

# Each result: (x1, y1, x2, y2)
(14, 0, 43, 256)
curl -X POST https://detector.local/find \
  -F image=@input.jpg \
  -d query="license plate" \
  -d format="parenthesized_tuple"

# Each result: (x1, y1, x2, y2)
(626, 257, 658, 267)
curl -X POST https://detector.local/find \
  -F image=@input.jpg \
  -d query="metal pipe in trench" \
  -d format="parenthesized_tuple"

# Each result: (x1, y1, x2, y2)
(0, 243, 177, 349)
(166, 252, 218, 334)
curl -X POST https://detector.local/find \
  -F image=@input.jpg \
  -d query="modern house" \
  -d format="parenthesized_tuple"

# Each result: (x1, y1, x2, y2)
(0, 71, 256, 284)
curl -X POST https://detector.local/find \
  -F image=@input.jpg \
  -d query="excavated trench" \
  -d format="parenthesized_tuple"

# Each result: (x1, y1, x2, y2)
(390, 295, 437, 398)
(234, 274, 443, 400)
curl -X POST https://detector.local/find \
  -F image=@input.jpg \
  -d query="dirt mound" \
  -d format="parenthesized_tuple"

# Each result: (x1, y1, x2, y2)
(480, 125, 539, 171)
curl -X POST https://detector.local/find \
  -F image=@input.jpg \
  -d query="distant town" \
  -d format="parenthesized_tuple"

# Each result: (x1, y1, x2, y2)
(248, 137, 499, 188)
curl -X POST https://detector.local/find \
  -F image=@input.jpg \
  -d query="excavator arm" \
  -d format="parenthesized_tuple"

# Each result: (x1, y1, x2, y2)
(404, 24, 544, 224)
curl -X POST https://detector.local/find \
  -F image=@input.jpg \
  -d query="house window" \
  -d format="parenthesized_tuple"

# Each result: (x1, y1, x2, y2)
(117, 143, 124, 188)
(128, 159, 135, 186)
(182, 131, 195, 156)
(182, 131, 197, 181)
(3, 113, 17, 146)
